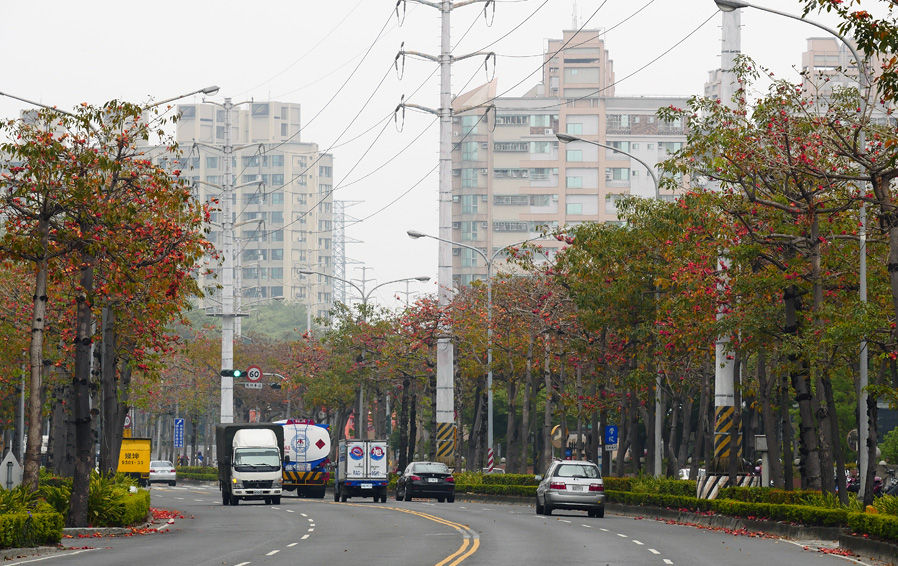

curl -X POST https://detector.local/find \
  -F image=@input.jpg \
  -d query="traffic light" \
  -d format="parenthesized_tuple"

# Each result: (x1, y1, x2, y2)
(219, 369, 247, 378)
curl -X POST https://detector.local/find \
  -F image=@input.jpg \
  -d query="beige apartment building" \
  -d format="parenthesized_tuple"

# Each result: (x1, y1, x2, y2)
(170, 101, 334, 319)
(451, 29, 689, 286)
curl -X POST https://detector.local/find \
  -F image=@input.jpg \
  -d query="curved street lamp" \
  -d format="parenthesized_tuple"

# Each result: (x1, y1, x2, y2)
(408, 229, 541, 472)
(297, 268, 429, 439)
(713, 0, 872, 498)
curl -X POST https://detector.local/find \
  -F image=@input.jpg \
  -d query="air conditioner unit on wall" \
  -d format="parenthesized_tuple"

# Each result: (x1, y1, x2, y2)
(544, 128, 553, 135)
(481, 168, 489, 174)
(481, 142, 488, 149)
(452, 248, 460, 256)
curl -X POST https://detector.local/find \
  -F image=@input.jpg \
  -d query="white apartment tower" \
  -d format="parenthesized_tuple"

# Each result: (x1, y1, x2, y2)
(451, 29, 689, 285)
(172, 101, 334, 318)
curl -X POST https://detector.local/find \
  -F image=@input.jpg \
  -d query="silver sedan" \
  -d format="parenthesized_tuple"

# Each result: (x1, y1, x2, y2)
(535, 460, 605, 517)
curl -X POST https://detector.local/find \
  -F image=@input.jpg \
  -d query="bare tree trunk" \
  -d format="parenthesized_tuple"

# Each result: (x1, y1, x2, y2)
(690, 367, 710, 482)
(67, 254, 95, 528)
(397, 375, 410, 474)
(542, 338, 553, 472)
(520, 334, 534, 474)
(505, 376, 518, 471)
(23, 236, 50, 492)
(757, 349, 784, 488)
(780, 367, 795, 490)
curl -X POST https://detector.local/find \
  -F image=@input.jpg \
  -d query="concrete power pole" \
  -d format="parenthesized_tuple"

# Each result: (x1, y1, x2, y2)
(713, 8, 741, 474)
(396, 0, 495, 439)
(220, 98, 237, 424)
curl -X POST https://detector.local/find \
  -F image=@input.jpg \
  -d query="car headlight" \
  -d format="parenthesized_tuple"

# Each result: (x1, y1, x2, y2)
(272, 477, 282, 488)
(231, 479, 243, 489)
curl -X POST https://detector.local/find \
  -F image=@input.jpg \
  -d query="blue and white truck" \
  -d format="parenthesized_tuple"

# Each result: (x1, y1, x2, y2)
(276, 419, 331, 498)
(334, 439, 389, 503)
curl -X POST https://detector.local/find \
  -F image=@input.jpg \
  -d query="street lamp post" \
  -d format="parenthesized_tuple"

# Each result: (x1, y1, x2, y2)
(714, 0, 872, 499)
(556, 132, 664, 478)
(407, 229, 539, 472)
(298, 269, 429, 439)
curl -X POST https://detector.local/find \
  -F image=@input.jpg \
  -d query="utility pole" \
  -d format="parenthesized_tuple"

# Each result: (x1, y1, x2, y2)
(712, 8, 740, 475)
(220, 98, 237, 424)
(395, 0, 495, 437)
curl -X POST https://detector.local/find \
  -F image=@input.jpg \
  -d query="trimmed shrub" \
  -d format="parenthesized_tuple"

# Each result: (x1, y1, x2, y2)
(0, 512, 64, 548)
(847, 511, 898, 542)
(0, 485, 41, 514)
(120, 490, 151, 526)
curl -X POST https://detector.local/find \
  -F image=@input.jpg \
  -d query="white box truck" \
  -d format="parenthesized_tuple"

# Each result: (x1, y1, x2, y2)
(334, 439, 389, 503)
(216, 423, 284, 506)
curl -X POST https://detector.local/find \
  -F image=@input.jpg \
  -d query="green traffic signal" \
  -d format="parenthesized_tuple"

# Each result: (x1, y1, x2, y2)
(233, 369, 244, 378)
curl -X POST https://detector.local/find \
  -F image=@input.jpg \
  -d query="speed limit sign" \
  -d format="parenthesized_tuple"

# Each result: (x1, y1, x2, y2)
(247, 365, 263, 382)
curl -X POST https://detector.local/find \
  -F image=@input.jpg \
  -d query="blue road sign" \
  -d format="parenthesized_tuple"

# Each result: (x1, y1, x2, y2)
(604, 425, 618, 446)
(174, 418, 185, 448)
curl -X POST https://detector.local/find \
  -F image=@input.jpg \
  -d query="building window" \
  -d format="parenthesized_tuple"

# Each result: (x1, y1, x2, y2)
(461, 115, 480, 135)
(461, 221, 479, 241)
(206, 156, 219, 169)
(242, 156, 260, 167)
(566, 203, 583, 215)
(461, 168, 478, 188)
(462, 142, 478, 162)
(252, 103, 269, 116)
(566, 176, 583, 188)
(631, 143, 639, 150)
(271, 230, 284, 242)
(319, 166, 333, 177)
(271, 249, 284, 261)
(566, 123, 583, 135)
(605, 194, 623, 214)
(270, 192, 284, 204)
(461, 248, 478, 267)
(566, 150, 583, 162)
(461, 195, 479, 214)
(530, 141, 554, 154)
(608, 141, 630, 153)
(605, 168, 630, 181)
(271, 211, 284, 223)
(270, 155, 285, 167)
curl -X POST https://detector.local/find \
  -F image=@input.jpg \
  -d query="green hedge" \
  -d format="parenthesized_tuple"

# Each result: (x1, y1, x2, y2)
(847, 512, 898, 541)
(455, 483, 537, 497)
(0, 512, 64, 548)
(120, 490, 151, 526)
(717, 487, 823, 506)
(605, 490, 716, 513)
(177, 471, 217, 482)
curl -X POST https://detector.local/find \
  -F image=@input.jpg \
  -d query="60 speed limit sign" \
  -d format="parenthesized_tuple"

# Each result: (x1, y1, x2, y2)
(247, 365, 263, 382)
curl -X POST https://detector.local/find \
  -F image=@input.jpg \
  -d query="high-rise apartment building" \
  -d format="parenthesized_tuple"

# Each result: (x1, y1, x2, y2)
(451, 29, 689, 285)
(170, 101, 334, 319)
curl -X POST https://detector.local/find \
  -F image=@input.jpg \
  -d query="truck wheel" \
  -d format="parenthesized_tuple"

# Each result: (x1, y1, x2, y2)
(447, 495, 455, 503)
(437, 497, 445, 503)
(273, 496, 281, 505)
(222, 492, 230, 506)
(340, 491, 348, 502)
(231, 496, 240, 506)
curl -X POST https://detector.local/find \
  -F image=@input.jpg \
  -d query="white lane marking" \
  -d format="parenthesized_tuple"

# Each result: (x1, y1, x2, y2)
(272, 507, 280, 510)
(266, 550, 280, 556)
(582, 525, 592, 528)
(302, 534, 310, 540)
(600, 528, 609, 532)
(236, 563, 251, 566)
(286, 509, 294, 513)
(560, 520, 571, 523)
(10, 548, 100, 563)
(663, 560, 673, 565)
(193, 499, 203, 502)
(649, 549, 660, 554)
(617, 533, 628, 538)
(308, 528, 315, 532)
(301, 513, 308, 517)
(307, 518, 314, 522)
(288, 543, 298, 547)
(633, 540, 644, 545)
(176, 497, 185, 500)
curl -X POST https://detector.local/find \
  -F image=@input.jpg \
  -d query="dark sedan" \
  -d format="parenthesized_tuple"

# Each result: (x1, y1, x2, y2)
(395, 461, 455, 502)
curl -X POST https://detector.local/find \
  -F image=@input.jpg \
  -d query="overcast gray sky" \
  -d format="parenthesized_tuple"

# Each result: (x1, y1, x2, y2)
(0, 0, 871, 307)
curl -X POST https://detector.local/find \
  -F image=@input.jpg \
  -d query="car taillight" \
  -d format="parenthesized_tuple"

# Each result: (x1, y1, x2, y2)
(409, 475, 421, 481)
(150, 469, 156, 473)
(446, 476, 454, 483)
(549, 482, 566, 490)
(589, 484, 604, 492)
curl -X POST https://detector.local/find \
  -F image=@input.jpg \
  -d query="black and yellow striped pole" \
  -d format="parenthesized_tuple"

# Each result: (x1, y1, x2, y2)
(436, 422, 456, 462)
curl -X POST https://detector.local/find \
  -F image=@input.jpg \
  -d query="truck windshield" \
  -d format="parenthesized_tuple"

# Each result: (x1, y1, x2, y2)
(234, 448, 281, 470)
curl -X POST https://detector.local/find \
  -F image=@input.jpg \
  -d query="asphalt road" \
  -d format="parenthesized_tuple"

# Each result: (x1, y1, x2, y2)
(5, 484, 878, 566)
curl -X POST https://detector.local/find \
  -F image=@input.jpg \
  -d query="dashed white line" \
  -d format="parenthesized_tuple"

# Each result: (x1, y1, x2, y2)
(617, 533, 628, 538)
(600, 528, 609, 532)
(560, 520, 572, 524)
(633, 540, 644, 545)
(193, 499, 203, 502)
(287, 543, 298, 547)
(581, 524, 592, 528)
(301, 534, 310, 540)
(308, 528, 315, 532)
(663, 560, 673, 565)
(175, 497, 185, 500)
(286, 509, 294, 513)
(235, 563, 251, 566)
(649, 549, 660, 554)
(266, 550, 280, 556)
(301, 513, 308, 517)
(307, 518, 314, 522)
